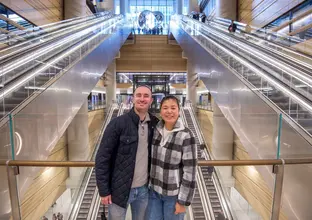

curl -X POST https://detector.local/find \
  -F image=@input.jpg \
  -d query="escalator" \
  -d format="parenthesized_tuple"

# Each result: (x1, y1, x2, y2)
(0, 13, 114, 88)
(0, 13, 110, 49)
(174, 15, 312, 138)
(170, 15, 312, 219)
(0, 14, 130, 219)
(210, 17, 312, 67)
(74, 107, 119, 220)
(0, 14, 124, 119)
(182, 107, 230, 220)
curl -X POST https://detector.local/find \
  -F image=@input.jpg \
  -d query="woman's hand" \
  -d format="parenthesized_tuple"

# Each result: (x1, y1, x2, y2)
(175, 202, 186, 214)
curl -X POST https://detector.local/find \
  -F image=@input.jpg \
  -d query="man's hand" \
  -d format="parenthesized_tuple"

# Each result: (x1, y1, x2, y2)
(174, 202, 186, 214)
(101, 195, 112, 205)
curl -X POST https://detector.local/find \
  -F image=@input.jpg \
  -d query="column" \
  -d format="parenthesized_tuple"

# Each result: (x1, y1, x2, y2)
(212, 102, 234, 186)
(188, 0, 199, 14)
(176, 0, 183, 14)
(64, 0, 86, 19)
(216, 0, 237, 20)
(187, 60, 197, 106)
(105, 60, 117, 105)
(67, 101, 90, 185)
(120, 0, 129, 15)
(97, 0, 115, 13)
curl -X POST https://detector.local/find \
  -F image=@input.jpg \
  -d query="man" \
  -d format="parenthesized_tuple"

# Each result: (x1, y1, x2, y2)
(95, 86, 159, 220)
(228, 20, 237, 33)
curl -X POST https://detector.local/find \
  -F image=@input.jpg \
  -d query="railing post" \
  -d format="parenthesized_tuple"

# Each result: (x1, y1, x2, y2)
(6, 163, 21, 220)
(271, 159, 285, 220)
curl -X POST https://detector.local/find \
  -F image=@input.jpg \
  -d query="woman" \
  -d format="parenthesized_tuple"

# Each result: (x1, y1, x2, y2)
(147, 96, 197, 220)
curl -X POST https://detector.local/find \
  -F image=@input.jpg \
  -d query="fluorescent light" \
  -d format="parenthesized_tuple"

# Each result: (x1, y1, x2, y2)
(15, 132, 22, 155)
(92, 90, 106, 94)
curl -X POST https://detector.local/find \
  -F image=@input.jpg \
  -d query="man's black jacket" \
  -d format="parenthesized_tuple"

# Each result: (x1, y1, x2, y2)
(95, 108, 159, 208)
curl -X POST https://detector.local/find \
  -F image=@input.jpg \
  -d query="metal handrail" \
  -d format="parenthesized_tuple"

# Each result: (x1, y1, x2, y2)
(3, 158, 312, 167)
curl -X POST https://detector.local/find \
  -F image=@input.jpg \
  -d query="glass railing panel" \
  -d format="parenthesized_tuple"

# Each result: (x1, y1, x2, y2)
(212, 165, 274, 220)
(0, 121, 12, 160)
(278, 116, 312, 220)
(15, 166, 92, 220)
(281, 163, 312, 220)
(0, 121, 13, 220)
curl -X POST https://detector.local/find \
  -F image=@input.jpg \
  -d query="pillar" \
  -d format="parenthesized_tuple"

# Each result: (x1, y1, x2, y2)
(67, 101, 90, 186)
(64, 0, 86, 19)
(188, 0, 199, 14)
(120, 0, 129, 15)
(176, 0, 183, 14)
(97, 0, 115, 13)
(105, 60, 116, 105)
(216, 0, 237, 21)
(212, 102, 234, 187)
(187, 61, 197, 106)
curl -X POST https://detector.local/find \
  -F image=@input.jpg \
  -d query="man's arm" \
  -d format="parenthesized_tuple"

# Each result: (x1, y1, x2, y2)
(95, 118, 120, 197)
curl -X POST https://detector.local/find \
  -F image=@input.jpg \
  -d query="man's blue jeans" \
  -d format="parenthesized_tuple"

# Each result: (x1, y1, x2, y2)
(146, 189, 185, 220)
(108, 185, 148, 220)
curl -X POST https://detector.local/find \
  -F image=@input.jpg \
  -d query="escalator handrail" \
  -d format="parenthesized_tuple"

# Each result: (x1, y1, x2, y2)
(185, 102, 234, 220)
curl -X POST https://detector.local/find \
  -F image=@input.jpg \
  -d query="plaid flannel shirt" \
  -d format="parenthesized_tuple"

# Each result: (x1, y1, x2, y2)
(149, 118, 197, 206)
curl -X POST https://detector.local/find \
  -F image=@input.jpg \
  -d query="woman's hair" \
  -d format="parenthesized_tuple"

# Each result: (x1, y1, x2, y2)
(160, 95, 180, 109)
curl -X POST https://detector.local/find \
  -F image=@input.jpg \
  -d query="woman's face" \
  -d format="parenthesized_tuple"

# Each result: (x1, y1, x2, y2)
(160, 99, 179, 124)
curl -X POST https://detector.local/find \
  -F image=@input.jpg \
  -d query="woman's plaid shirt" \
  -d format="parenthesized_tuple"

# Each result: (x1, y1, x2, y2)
(149, 119, 198, 206)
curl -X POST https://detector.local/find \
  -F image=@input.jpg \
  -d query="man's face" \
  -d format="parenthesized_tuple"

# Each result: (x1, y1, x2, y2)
(133, 86, 153, 112)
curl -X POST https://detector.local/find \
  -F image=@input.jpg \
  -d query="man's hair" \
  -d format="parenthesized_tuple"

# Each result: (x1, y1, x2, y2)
(160, 95, 180, 109)
(134, 85, 152, 95)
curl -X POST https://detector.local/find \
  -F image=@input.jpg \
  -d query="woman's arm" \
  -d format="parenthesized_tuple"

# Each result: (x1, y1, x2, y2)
(177, 131, 198, 206)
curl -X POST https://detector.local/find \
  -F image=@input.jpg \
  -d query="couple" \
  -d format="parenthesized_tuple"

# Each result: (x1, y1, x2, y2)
(95, 86, 197, 220)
